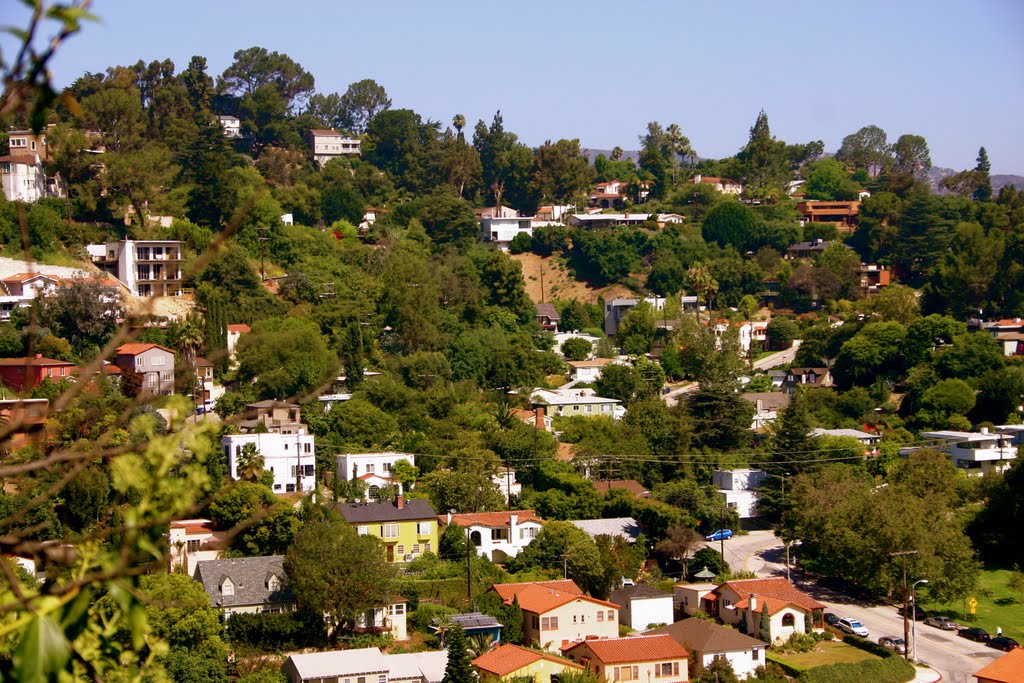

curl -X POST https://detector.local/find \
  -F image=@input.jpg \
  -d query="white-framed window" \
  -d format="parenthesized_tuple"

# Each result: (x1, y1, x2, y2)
(381, 524, 398, 538)
(614, 666, 638, 681)
(135, 356, 145, 368)
(417, 521, 431, 535)
(367, 463, 375, 473)
(597, 610, 604, 622)
(220, 578, 234, 596)
(161, 372, 171, 381)
(655, 663, 678, 677)
(383, 462, 391, 472)
(357, 526, 369, 536)
(186, 539, 201, 552)
(148, 374, 157, 388)
(520, 527, 538, 540)
(541, 616, 558, 630)
(607, 610, 614, 621)
(151, 356, 165, 366)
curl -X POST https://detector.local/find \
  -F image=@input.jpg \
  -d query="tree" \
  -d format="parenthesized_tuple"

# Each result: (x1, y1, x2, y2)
(339, 79, 391, 134)
(617, 302, 656, 355)
(236, 316, 337, 400)
(836, 125, 891, 177)
(686, 387, 755, 452)
(531, 138, 593, 205)
(647, 255, 687, 296)
(702, 201, 760, 252)
(686, 262, 719, 312)
(695, 656, 740, 683)
(974, 147, 993, 201)
(509, 521, 608, 597)
(285, 519, 397, 642)
(737, 110, 789, 199)
(596, 363, 644, 403)
(804, 158, 860, 201)
(441, 625, 476, 683)
(690, 547, 729, 578)
(63, 466, 110, 531)
(208, 482, 298, 556)
(765, 317, 799, 351)
(236, 443, 265, 482)
(561, 337, 593, 361)
(655, 525, 704, 575)
(891, 134, 932, 179)
(37, 277, 125, 359)
(638, 122, 673, 197)
(758, 605, 771, 642)
(832, 322, 907, 388)
(218, 46, 314, 111)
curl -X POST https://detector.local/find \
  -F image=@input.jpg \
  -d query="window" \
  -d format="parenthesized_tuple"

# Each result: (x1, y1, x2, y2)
(381, 523, 398, 538)
(161, 372, 172, 381)
(148, 374, 157, 388)
(412, 544, 420, 554)
(597, 611, 604, 622)
(357, 526, 368, 536)
(186, 539, 201, 552)
(390, 603, 405, 615)
(151, 356, 165, 366)
(417, 521, 431, 535)
(520, 527, 537, 540)
(607, 610, 614, 621)
(532, 615, 539, 629)
(135, 356, 145, 368)
(585, 405, 593, 414)
(655, 663, 678, 677)
(378, 675, 386, 683)
(367, 464, 375, 473)
(303, 464, 315, 476)
(396, 545, 405, 555)
(782, 613, 795, 627)
(304, 443, 312, 453)
(220, 579, 234, 596)
(267, 575, 281, 591)
(614, 667, 638, 681)
(424, 542, 431, 553)
(383, 462, 391, 472)
(752, 648, 760, 661)
(286, 484, 295, 493)
(357, 677, 366, 683)
(541, 616, 558, 630)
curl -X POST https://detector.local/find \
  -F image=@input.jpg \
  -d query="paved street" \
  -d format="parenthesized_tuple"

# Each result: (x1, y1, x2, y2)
(702, 530, 1002, 683)
(752, 339, 801, 371)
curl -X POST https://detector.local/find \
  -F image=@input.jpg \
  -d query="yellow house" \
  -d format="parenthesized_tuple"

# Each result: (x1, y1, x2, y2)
(337, 496, 439, 563)
(473, 643, 584, 683)
(491, 580, 620, 653)
(563, 635, 690, 683)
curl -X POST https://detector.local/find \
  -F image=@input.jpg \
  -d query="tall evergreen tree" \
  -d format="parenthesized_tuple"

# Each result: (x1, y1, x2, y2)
(737, 110, 789, 199)
(974, 146, 993, 201)
(758, 604, 771, 642)
(770, 387, 816, 474)
(441, 625, 476, 683)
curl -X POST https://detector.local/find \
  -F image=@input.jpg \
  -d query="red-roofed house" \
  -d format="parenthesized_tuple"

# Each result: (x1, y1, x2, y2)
(563, 635, 689, 683)
(473, 643, 584, 683)
(490, 580, 619, 653)
(441, 510, 544, 562)
(712, 577, 825, 643)
(0, 355, 75, 391)
(114, 343, 176, 396)
(168, 518, 226, 575)
(0, 272, 62, 320)
(593, 479, 650, 499)
(226, 324, 251, 369)
(975, 647, 1024, 683)
(689, 174, 743, 195)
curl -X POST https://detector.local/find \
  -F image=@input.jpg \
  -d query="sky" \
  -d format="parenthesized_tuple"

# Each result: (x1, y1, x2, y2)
(5, 0, 1024, 174)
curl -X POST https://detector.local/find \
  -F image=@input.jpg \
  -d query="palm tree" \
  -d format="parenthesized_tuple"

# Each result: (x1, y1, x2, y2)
(686, 262, 719, 314)
(452, 113, 466, 140)
(175, 313, 205, 370)
(467, 632, 496, 656)
(236, 443, 265, 482)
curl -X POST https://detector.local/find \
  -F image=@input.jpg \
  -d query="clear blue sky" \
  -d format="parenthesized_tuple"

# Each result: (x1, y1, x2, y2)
(6, 0, 1024, 173)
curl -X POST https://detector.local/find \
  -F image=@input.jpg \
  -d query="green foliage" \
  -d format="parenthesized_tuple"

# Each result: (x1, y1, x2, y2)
(207, 482, 298, 556)
(441, 625, 476, 683)
(595, 363, 644, 403)
(226, 609, 326, 651)
(236, 316, 336, 400)
(561, 337, 593, 361)
(508, 521, 609, 597)
(794, 654, 915, 683)
(841, 634, 895, 659)
(702, 201, 760, 252)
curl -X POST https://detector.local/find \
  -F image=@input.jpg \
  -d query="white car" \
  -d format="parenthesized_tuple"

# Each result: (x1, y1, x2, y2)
(838, 617, 869, 637)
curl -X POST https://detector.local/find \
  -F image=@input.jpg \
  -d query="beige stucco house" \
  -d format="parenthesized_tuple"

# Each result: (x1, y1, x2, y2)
(491, 579, 620, 653)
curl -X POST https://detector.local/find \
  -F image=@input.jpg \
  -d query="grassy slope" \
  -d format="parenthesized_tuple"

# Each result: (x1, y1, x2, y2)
(919, 568, 1024, 642)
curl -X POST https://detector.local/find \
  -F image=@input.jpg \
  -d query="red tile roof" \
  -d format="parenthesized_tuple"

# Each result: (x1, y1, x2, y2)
(170, 519, 221, 534)
(442, 510, 544, 528)
(0, 356, 74, 367)
(716, 577, 825, 612)
(974, 647, 1024, 682)
(473, 644, 583, 677)
(1, 272, 58, 283)
(195, 357, 214, 367)
(227, 324, 251, 334)
(115, 343, 174, 355)
(493, 579, 583, 603)
(564, 635, 688, 663)
(491, 580, 617, 614)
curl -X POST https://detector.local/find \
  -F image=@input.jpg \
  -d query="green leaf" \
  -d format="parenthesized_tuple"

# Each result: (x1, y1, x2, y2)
(12, 614, 71, 683)
(60, 587, 93, 642)
(128, 604, 148, 650)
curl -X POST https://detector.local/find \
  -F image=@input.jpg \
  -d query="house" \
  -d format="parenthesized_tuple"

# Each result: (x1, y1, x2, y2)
(781, 368, 833, 394)
(535, 205, 575, 222)
(0, 355, 75, 391)
(566, 358, 621, 383)
(569, 517, 643, 544)
(530, 388, 624, 420)
(712, 577, 825, 643)
(7, 128, 49, 159)
(226, 323, 250, 365)
(741, 392, 789, 430)
(218, 115, 241, 138)
(785, 239, 838, 260)
(712, 469, 768, 521)
(481, 216, 534, 250)
(592, 479, 650, 498)
(610, 584, 674, 631)
(589, 180, 632, 209)
(168, 519, 225, 575)
(569, 213, 651, 229)
(472, 643, 584, 683)
(475, 206, 520, 220)
(912, 429, 1017, 476)
(88, 239, 183, 297)
(562, 635, 689, 683)
(307, 129, 361, 166)
(673, 582, 719, 617)
(974, 647, 1024, 683)
(994, 332, 1024, 357)
(712, 320, 768, 355)
(605, 296, 692, 336)
(0, 272, 61, 319)
(222, 429, 316, 493)
(283, 647, 448, 683)
(689, 175, 743, 195)
(0, 398, 48, 452)
(193, 555, 295, 616)
(490, 579, 620, 653)
(856, 263, 892, 296)
(336, 497, 439, 563)
(810, 428, 880, 450)
(192, 357, 217, 410)
(492, 470, 522, 503)
(995, 424, 1024, 447)
(648, 618, 768, 680)
(440, 510, 544, 563)
(432, 612, 504, 646)
(0, 153, 63, 202)
(113, 343, 176, 396)
(511, 406, 553, 432)
(796, 200, 861, 233)
(535, 303, 561, 332)
(336, 452, 416, 482)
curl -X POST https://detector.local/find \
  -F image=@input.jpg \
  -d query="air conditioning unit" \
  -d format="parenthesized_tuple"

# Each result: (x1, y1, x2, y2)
(404, 554, 414, 562)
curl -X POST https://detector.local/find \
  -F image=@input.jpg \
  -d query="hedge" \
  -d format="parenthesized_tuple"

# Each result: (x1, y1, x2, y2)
(842, 633, 896, 658)
(796, 656, 916, 683)
(226, 610, 326, 651)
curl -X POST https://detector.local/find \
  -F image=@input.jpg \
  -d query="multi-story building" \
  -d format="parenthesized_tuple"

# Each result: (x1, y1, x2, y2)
(193, 555, 296, 616)
(168, 518, 225, 575)
(914, 429, 1017, 476)
(337, 497, 439, 563)
(796, 200, 861, 233)
(648, 619, 768, 681)
(689, 174, 743, 195)
(223, 429, 316, 493)
(218, 115, 242, 138)
(307, 129, 361, 166)
(0, 355, 75, 391)
(712, 469, 768, 521)
(113, 343, 176, 396)
(336, 452, 416, 482)
(856, 263, 892, 296)
(440, 510, 544, 563)
(480, 216, 534, 250)
(0, 272, 61, 320)
(0, 154, 62, 202)
(563, 635, 689, 683)
(490, 579, 619, 653)
(473, 644, 583, 683)
(88, 240, 183, 297)
(609, 584, 674, 631)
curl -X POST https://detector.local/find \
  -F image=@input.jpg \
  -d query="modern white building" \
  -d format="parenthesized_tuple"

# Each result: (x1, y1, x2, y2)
(566, 357, 623, 383)
(914, 430, 1017, 476)
(480, 216, 533, 250)
(88, 239, 183, 297)
(168, 519, 225, 575)
(610, 584, 674, 631)
(283, 647, 448, 683)
(442, 510, 544, 563)
(336, 452, 417, 482)
(0, 153, 62, 202)
(223, 430, 316, 493)
(712, 469, 768, 520)
(552, 331, 601, 357)
(218, 115, 241, 138)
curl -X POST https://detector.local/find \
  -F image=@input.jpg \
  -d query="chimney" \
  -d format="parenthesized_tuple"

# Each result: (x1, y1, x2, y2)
(535, 405, 545, 430)
(447, 510, 453, 525)
(35, 353, 42, 359)
(510, 514, 518, 528)
(749, 594, 757, 612)
(980, 427, 989, 435)
(396, 495, 405, 510)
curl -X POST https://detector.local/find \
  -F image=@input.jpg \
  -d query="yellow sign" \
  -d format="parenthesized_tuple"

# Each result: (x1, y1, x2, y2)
(970, 605, 976, 615)
(969, 598, 978, 608)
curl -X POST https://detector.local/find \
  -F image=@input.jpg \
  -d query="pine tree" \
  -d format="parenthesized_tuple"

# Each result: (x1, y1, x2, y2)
(974, 147, 993, 201)
(758, 604, 771, 643)
(770, 387, 816, 473)
(441, 625, 476, 683)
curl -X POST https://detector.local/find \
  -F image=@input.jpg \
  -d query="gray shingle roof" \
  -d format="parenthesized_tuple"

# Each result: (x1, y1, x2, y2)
(193, 555, 294, 609)
(569, 517, 643, 542)
(647, 618, 767, 653)
(611, 584, 673, 602)
(336, 498, 437, 524)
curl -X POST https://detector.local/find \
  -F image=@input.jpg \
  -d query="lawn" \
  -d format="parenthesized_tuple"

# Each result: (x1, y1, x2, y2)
(918, 568, 1024, 642)
(768, 640, 880, 671)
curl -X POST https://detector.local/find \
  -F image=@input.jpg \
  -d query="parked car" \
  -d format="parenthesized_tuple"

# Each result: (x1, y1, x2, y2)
(705, 529, 734, 541)
(897, 604, 928, 621)
(838, 617, 869, 637)
(878, 636, 907, 654)
(988, 636, 1020, 652)
(824, 612, 841, 627)
(924, 616, 959, 631)
(957, 627, 990, 642)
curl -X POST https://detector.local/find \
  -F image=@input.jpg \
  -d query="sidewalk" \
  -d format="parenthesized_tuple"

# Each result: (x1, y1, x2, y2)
(912, 664, 941, 682)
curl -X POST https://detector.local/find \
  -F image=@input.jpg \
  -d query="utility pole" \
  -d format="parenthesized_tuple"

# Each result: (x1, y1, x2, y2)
(466, 527, 473, 606)
(256, 225, 272, 281)
(890, 550, 918, 661)
(720, 508, 726, 561)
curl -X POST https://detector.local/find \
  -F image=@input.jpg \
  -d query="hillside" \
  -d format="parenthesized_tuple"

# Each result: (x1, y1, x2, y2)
(511, 251, 634, 306)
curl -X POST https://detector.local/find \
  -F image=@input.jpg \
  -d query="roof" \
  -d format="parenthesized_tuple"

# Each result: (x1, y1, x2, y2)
(647, 618, 767, 653)
(569, 517, 642, 542)
(974, 647, 1024, 683)
(434, 612, 503, 631)
(170, 518, 221, 535)
(472, 644, 583, 677)
(535, 302, 560, 320)
(195, 357, 214, 368)
(389, 650, 449, 683)
(227, 324, 251, 333)
(493, 579, 583, 603)
(567, 358, 618, 368)
(336, 498, 437, 524)
(788, 367, 830, 376)
(1, 272, 59, 283)
(716, 577, 825, 612)
(742, 392, 790, 410)
(0, 154, 40, 165)
(247, 399, 299, 409)
(193, 555, 293, 608)
(442, 510, 543, 529)
(492, 581, 617, 614)
(564, 635, 688, 663)
(556, 443, 578, 462)
(286, 647, 388, 680)
(115, 343, 174, 356)
(611, 584, 672, 602)
(530, 389, 621, 407)
(810, 428, 876, 440)
(309, 128, 343, 136)
(593, 480, 649, 497)
(0, 356, 75, 367)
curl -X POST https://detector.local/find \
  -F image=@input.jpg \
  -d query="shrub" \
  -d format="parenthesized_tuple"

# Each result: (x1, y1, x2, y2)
(778, 631, 817, 653)
(796, 656, 915, 683)
(226, 610, 326, 651)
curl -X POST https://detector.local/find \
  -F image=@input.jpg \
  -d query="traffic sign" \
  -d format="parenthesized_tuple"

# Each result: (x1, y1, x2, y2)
(969, 598, 978, 608)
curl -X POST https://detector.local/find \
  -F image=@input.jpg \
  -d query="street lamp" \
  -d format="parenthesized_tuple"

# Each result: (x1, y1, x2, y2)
(912, 579, 929, 663)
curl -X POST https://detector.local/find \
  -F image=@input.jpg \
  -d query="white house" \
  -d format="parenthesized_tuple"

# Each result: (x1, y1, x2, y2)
(168, 519, 225, 575)
(283, 648, 448, 683)
(552, 331, 601, 358)
(0, 153, 62, 202)
(648, 619, 768, 680)
(530, 388, 625, 420)
(673, 582, 719, 617)
(336, 452, 416, 482)
(480, 216, 533, 250)
(712, 469, 768, 520)
(223, 431, 316, 493)
(308, 129, 361, 166)
(995, 424, 1024, 446)
(712, 577, 825, 644)
(218, 115, 241, 138)
(442, 510, 544, 563)
(741, 392, 789, 430)
(492, 470, 521, 503)
(688, 175, 744, 196)
(88, 239, 183, 297)
(604, 295, 698, 336)
(0, 272, 61, 320)
(610, 584, 674, 631)
(566, 358, 621, 383)
(912, 429, 1017, 476)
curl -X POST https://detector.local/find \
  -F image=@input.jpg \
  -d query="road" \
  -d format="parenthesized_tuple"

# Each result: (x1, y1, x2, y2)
(703, 530, 1000, 683)
(752, 339, 801, 371)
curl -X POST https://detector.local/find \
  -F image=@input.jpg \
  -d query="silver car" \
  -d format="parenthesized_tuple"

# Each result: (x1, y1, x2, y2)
(924, 616, 958, 631)
(879, 636, 907, 654)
